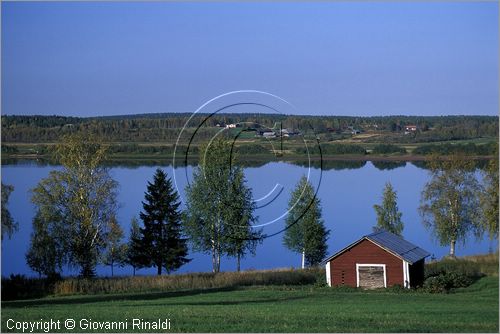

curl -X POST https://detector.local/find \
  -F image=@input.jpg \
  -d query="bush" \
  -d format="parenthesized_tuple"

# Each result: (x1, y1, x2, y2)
(1, 274, 60, 300)
(423, 257, 489, 293)
(425, 258, 483, 279)
(296, 144, 366, 155)
(413, 142, 496, 156)
(423, 272, 473, 293)
(372, 144, 407, 155)
(236, 144, 270, 155)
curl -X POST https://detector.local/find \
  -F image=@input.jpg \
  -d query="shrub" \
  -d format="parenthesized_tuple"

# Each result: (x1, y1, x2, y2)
(296, 144, 366, 155)
(425, 258, 483, 279)
(422, 256, 491, 293)
(372, 144, 407, 155)
(423, 272, 473, 293)
(236, 144, 270, 155)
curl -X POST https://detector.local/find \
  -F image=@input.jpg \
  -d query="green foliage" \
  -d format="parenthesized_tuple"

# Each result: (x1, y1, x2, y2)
(372, 144, 407, 154)
(373, 182, 404, 235)
(296, 143, 366, 155)
(26, 211, 65, 278)
(185, 138, 260, 272)
(126, 216, 143, 275)
(100, 216, 128, 277)
(481, 146, 499, 240)
(137, 169, 190, 275)
(413, 141, 497, 156)
(2, 114, 497, 144)
(419, 155, 484, 256)
(1, 274, 57, 301)
(235, 144, 270, 155)
(1, 144, 19, 154)
(30, 133, 119, 277)
(283, 176, 330, 267)
(423, 272, 473, 293)
(1, 182, 17, 240)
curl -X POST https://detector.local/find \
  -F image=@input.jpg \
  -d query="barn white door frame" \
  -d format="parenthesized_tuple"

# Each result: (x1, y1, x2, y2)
(402, 260, 411, 288)
(325, 262, 332, 287)
(356, 263, 387, 288)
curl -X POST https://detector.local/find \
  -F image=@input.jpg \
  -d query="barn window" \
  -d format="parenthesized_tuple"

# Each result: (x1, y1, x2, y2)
(356, 264, 387, 289)
(341, 270, 345, 285)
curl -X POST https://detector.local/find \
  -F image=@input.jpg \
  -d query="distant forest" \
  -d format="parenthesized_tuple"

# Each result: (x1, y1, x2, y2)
(1, 114, 498, 144)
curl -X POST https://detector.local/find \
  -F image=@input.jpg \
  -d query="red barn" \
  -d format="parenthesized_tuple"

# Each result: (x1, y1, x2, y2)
(323, 230, 430, 289)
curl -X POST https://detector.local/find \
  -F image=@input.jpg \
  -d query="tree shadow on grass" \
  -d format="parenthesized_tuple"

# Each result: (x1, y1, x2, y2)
(120, 295, 309, 308)
(2, 286, 240, 309)
(3, 287, 310, 309)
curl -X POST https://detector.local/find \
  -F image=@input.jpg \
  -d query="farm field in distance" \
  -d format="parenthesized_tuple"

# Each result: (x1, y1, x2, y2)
(2, 276, 498, 333)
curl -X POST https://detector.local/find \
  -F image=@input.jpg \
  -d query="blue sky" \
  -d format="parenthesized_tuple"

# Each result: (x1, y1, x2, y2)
(1, 2, 498, 117)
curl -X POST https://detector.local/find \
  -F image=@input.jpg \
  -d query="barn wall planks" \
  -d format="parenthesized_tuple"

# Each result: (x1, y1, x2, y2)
(328, 239, 403, 287)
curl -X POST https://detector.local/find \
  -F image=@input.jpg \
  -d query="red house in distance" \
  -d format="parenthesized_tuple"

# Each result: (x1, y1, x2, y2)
(323, 230, 430, 289)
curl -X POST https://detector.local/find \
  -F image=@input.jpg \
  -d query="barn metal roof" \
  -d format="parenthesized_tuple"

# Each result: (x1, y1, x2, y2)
(322, 230, 430, 265)
(366, 230, 430, 264)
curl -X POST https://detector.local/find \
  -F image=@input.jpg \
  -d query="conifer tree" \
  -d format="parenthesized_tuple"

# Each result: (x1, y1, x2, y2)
(138, 169, 190, 275)
(126, 216, 143, 276)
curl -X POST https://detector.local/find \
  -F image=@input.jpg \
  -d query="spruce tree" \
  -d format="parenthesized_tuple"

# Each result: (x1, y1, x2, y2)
(373, 182, 404, 235)
(126, 216, 143, 276)
(283, 176, 329, 268)
(139, 169, 190, 275)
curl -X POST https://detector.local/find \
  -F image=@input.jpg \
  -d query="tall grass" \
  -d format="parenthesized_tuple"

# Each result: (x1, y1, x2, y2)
(425, 252, 498, 280)
(2, 268, 323, 300)
(462, 252, 499, 276)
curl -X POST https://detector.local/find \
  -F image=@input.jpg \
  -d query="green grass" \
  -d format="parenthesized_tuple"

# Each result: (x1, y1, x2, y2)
(2, 276, 498, 332)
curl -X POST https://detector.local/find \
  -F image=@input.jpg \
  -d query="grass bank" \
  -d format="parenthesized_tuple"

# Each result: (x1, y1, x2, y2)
(2, 277, 498, 332)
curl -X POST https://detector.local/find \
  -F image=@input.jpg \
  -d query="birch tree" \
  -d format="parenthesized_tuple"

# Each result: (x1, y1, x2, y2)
(1, 183, 17, 240)
(419, 155, 483, 257)
(185, 138, 259, 272)
(373, 182, 404, 235)
(283, 176, 329, 268)
(31, 133, 118, 277)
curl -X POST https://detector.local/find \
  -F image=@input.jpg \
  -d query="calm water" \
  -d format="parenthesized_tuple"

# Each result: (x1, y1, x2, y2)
(1, 160, 495, 277)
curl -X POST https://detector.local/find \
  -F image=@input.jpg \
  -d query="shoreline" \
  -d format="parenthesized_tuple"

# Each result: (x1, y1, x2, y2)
(1, 153, 495, 164)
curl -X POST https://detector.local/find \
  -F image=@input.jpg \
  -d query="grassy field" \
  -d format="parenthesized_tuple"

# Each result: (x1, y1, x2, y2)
(2, 276, 498, 332)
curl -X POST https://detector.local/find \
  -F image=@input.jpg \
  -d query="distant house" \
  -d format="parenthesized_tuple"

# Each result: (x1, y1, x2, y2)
(322, 230, 429, 289)
(279, 129, 290, 137)
(345, 126, 361, 135)
(262, 131, 276, 138)
(404, 125, 417, 134)
(225, 123, 240, 129)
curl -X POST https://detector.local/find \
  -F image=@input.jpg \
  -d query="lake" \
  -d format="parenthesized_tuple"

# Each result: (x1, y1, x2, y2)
(1, 159, 495, 277)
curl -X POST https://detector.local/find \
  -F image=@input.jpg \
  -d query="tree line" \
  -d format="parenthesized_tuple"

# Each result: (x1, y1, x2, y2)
(1, 134, 498, 278)
(2, 114, 497, 143)
(2, 134, 329, 278)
